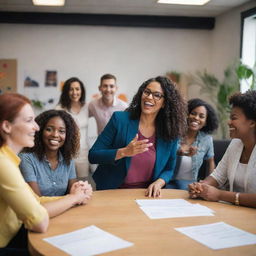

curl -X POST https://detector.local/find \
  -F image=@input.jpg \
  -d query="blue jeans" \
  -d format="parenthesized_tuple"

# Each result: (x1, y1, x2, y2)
(166, 179, 195, 191)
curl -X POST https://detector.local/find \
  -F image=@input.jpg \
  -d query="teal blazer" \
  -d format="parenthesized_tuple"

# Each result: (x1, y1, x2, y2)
(89, 111, 178, 190)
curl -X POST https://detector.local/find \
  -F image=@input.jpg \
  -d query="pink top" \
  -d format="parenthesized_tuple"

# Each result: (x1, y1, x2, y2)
(88, 97, 128, 135)
(121, 131, 156, 188)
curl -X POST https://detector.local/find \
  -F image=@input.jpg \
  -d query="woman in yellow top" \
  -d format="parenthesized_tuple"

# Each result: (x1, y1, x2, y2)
(0, 93, 92, 255)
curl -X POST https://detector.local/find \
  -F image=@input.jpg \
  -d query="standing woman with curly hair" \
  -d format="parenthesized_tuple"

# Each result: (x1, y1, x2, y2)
(56, 77, 90, 181)
(167, 98, 219, 190)
(20, 110, 81, 196)
(89, 76, 187, 197)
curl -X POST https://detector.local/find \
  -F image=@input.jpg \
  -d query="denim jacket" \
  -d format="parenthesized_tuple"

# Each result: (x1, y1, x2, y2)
(174, 131, 214, 180)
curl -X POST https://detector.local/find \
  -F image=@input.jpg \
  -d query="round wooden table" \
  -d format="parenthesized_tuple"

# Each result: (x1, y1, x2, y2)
(28, 189, 256, 256)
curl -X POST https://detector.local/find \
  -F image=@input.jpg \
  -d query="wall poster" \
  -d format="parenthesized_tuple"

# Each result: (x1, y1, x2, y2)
(0, 59, 17, 94)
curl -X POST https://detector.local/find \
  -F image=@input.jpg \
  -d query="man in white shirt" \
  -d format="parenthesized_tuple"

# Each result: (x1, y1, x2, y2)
(88, 74, 128, 135)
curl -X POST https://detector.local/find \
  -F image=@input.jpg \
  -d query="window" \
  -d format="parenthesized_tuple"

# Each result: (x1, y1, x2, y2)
(240, 7, 256, 92)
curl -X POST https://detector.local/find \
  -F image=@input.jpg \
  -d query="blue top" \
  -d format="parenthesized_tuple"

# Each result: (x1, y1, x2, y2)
(174, 131, 214, 180)
(89, 111, 178, 190)
(19, 152, 76, 196)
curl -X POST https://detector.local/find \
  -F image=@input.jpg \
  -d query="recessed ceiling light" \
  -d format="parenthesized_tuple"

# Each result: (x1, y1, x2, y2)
(157, 0, 210, 5)
(32, 0, 65, 6)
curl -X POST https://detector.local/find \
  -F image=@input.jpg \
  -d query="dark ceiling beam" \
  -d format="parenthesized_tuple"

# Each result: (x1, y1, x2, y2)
(0, 11, 215, 29)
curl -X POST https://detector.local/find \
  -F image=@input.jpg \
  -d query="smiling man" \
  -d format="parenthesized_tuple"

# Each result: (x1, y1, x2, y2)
(88, 74, 128, 135)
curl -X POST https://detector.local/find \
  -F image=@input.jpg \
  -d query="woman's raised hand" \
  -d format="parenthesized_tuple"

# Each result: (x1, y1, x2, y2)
(116, 134, 153, 160)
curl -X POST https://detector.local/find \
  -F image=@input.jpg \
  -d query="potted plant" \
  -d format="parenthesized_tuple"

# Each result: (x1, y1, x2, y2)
(236, 61, 256, 90)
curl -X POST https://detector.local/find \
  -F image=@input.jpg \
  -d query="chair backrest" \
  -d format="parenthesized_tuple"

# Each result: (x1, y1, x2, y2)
(197, 139, 231, 181)
(213, 139, 231, 166)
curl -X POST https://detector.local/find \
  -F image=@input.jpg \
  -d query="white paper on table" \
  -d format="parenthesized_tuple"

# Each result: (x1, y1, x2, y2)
(136, 199, 192, 207)
(139, 204, 214, 219)
(43, 225, 133, 256)
(175, 222, 256, 250)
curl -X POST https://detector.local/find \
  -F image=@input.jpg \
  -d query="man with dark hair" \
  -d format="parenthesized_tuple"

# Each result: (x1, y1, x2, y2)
(89, 73, 128, 135)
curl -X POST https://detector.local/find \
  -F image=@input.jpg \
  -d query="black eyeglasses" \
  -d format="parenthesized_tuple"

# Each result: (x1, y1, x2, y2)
(142, 88, 164, 101)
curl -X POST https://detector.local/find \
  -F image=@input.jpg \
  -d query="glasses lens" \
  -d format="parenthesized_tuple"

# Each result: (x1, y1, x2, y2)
(143, 89, 150, 96)
(153, 93, 162, 101)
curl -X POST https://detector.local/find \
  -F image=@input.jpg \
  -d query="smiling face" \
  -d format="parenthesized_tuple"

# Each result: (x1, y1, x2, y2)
(3, 103, 39, 153)
(42, 116, 66, 153)
(99, 78, 117, 103)
(141, 81, 165, 118)
(187, 105, 207, 132)
(228, 106, 255, 140)
(68, 81, 82, 103)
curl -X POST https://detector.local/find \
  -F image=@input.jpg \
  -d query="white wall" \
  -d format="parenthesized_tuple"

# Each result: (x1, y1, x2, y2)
(0, 24, 211, 106)
(0, 0, 255, 137)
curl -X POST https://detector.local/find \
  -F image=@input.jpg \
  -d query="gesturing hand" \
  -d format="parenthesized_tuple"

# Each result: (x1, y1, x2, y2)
(116, 134, 153, 160)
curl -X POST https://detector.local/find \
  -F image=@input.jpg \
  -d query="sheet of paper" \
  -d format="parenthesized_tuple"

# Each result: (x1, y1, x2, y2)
(175, 222, 256, 250)
(44, 225, 133, 256)
(136, 199, 214, 219)
(136, 199, 192, 207)
(139, 204, 214, 219)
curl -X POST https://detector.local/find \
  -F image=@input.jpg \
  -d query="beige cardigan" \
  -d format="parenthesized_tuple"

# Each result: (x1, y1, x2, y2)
(211, 139, 256, 193)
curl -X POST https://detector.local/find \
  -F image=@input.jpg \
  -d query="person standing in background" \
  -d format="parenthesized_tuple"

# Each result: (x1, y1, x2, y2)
(88, 74, 128, 135)
(56, 77, 90, 181)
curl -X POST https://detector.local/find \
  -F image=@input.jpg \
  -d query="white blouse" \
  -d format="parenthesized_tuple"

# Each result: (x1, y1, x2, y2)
(56, 104, 89, 178)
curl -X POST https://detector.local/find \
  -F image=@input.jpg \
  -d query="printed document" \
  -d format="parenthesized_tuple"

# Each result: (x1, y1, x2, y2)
(136, 199, 214, 219)
(44, 225, 133, 256)
(175, 222, 256, 249)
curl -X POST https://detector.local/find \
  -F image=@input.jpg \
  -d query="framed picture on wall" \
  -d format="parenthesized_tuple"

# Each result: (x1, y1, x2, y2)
(45, 70, 57, 87)
(0, 59, 17, 94)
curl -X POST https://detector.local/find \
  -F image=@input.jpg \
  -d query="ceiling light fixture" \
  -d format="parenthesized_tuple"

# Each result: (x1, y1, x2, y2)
(157, 0, 210, 5)
(32, 0, 65, 6)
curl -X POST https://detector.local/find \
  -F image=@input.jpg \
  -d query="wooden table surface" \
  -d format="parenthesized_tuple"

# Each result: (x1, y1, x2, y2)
(28, 189, 256, 256)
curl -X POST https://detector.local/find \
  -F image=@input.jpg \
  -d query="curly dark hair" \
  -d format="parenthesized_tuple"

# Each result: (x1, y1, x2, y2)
(58, 77, 86, 110)
(188, 98, 219, 134)
(126, 76, 187, 141)
(229, 90, 256, 121)
(23, 110, 80, 165)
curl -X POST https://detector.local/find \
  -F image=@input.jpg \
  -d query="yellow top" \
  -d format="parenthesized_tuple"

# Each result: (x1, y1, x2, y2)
(0, 145, 51, 247)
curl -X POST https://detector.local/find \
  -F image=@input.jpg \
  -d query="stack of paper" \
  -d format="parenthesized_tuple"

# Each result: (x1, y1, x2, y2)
(136, 199, 214, 219)
(44, 225, 133, 256)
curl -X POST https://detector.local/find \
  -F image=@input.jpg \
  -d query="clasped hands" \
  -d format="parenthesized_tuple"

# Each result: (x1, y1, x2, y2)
(188, 181, 221, 202)
(70, 180, 93, 205)
(178, 143, 197, 157)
